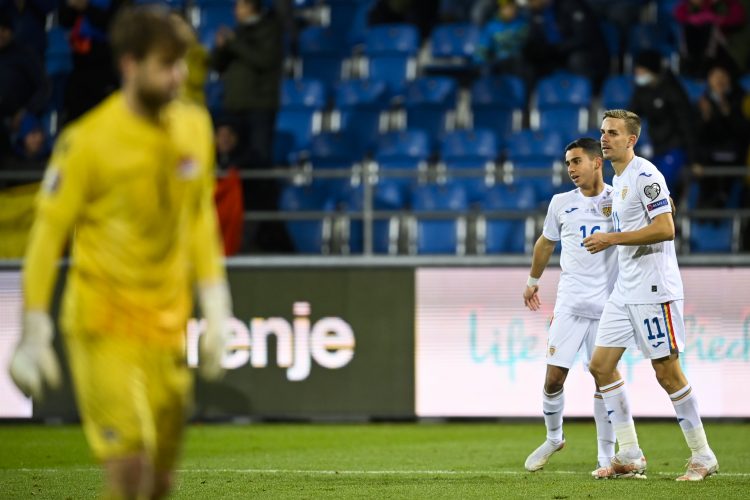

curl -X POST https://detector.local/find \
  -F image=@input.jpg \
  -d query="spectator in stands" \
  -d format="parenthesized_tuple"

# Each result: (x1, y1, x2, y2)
(214, 119, 247, 173)
(368, 0, 440, 41)
(0, 11, 48, 161)
(0, 112, 48, 177)
(59, 0, 124, 125)
(210, 0, 289, 253)
(474, 0, 528, 76)
(629, 50, 696, 199)
(210, 0, 282, 171)
(0, 0, 56, 59)
(693, 62, 749, 208)
(440, 0, 496, 25)
(523, 0, 608, 92)
(674, 0, 746, 77)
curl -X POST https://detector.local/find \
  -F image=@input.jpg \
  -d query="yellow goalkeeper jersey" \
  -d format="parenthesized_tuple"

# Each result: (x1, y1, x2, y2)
(24, 92, 225, 343)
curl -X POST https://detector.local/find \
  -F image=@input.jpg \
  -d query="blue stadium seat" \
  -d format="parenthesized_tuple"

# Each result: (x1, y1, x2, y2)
(274, 79, 327, 163)
(279, 182, 334, 253)
(430, 23, 479, 59)
(298, 26, 349, 82)
(624, 24, 676, 72)
(506, 130, 564, 201)
(375, 129, 431, 159)
(601, 75, 634, 111)
(635, 119, 653, 158)
(374, 129, 431, 200)
(133, 0, 185, 7)
(740, 74, 750, 93)
(599, 20, 621, 70)
(334, 79, 389, 153)
(678, 77, 706, 103)
(685, 181, 744, 210)
(470, 75, 526, 140)
(328, 0, 372, 44)
(441, 129, 499, 203)
(425, 23, 479, 73)
(412, 182, 468, 254)
(339, 181, 406, 254)
(403, 77, 458, 140)
(689, 220, 733, 253)
(507, 129, 564, 161)
(196, 3, 235, 49)
(479, 182, 536, 253)
(532, 72, 592, 133)
(305, 132, 362, 201)
(364, 24, 419, 92)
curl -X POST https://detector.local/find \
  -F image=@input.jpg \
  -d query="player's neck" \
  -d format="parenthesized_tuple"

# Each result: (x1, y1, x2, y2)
(580, 178, 604, 198)
(611, 150, 635, 177)
(123, 86, 162, 124)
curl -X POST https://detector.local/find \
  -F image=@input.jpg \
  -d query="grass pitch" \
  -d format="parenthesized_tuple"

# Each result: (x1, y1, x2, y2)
(1, 421, 748, 498)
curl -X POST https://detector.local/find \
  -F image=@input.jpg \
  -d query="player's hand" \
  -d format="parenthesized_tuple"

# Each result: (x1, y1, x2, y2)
(198, 282, 232, 381)
(8, 311, 62, 401)
(583, 232, 613, 254)
(523, 285, 541, 311)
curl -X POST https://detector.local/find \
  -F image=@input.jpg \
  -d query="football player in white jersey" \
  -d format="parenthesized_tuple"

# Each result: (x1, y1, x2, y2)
(523, 138, 621, 477)
(583, 109, 718, 481)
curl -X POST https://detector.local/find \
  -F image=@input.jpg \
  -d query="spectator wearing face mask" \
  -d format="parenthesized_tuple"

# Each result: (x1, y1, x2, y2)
(629, 50, 696, 200)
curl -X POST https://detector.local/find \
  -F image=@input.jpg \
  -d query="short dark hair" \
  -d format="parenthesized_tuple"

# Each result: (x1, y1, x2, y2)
(110, 6, 193, 62)
(565, 137, 602, 159)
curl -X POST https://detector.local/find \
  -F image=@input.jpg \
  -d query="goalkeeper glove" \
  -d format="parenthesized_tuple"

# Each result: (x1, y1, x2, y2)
(198, 282, 232, 381)
(8, 311, 62, 401)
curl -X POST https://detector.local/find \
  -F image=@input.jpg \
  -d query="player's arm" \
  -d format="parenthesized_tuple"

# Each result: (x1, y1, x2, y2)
(583, 213, 674, 253)
(11, 130, 89, 400)
(524, 235, 557, 311)
(191, 111, 232, 381)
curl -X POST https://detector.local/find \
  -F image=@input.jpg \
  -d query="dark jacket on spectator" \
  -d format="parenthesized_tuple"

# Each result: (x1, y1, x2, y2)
(0, 38, 48, 117)
(630, 71, 697, 161)
(210, 12, 283, 112)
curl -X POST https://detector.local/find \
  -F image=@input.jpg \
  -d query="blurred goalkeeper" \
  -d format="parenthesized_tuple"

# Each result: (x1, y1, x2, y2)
(8, 6, 232, 499)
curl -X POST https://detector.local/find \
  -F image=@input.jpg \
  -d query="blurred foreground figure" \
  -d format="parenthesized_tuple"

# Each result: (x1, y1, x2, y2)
(8, 6, 233, 499)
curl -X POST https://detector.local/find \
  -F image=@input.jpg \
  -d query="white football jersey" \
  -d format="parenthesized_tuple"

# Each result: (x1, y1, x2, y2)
(543, 186, 618, 319)
(610, 156, 684, 303)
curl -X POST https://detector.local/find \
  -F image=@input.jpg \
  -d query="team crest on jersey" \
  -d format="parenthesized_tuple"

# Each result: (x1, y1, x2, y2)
(548, 346, 556, 357)
(621, 187, 628, 200)
(177, 157, 199, 179)
(599, 200, 612, 217)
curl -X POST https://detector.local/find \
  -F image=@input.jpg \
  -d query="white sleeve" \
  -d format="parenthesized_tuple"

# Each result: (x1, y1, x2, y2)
(542, 196, 561, 241)
(637, 168, 672, 220)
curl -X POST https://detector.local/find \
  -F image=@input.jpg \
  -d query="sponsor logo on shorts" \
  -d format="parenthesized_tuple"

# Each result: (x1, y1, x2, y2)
(647, 198, 668, 211)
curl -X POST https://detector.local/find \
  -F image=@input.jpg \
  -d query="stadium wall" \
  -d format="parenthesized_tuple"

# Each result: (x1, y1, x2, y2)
(1, 260, 749, 420)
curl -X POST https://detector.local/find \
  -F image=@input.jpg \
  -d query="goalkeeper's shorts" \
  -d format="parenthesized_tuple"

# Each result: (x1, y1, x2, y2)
(65, 330, 193, 470)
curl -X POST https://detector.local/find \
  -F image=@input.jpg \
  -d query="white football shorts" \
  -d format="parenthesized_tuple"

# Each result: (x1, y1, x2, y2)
(546, 312, 599, 369)
(596, 298, 685, 359)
